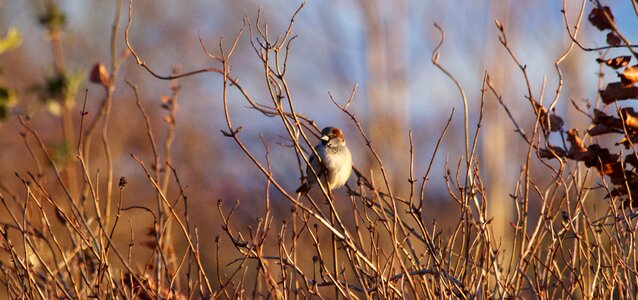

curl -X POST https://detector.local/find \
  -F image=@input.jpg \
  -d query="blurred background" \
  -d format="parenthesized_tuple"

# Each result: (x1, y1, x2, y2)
(1, 0, 637, 286)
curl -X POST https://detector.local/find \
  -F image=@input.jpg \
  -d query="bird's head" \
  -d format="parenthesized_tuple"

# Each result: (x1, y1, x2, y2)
(320, 127, 346, 147)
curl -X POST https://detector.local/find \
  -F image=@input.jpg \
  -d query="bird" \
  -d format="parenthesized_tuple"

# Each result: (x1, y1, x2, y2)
(296, 127, 352, 195)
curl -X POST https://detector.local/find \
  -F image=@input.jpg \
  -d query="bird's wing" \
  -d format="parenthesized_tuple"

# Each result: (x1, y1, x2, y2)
(307, 150, 327, 178)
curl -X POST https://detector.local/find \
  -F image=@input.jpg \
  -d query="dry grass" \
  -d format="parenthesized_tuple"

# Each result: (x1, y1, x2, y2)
(1, 0, 638, 299)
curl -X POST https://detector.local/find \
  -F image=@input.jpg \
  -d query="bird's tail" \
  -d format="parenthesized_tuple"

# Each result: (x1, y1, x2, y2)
(295, 183, 311, 195)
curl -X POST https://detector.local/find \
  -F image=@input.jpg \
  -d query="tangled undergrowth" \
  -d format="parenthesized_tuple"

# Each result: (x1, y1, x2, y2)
(1, 0, 638, 299)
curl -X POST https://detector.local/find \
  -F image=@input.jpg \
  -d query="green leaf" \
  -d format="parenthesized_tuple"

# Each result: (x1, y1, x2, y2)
(30, 71, 84, 115)
(0, 86, 17, 121)
(39, 4, 66, 31)
(52, 141, 72, 165)
(46, 99, 62, 116)
(0, 87, 17, 106)
(0, 106, 7, 121)
(64, 72, 83, 108)
(0, 27, 22, 54)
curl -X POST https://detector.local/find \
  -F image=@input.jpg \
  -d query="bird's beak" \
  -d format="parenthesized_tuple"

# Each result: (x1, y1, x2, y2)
(320, 135, 330, 142)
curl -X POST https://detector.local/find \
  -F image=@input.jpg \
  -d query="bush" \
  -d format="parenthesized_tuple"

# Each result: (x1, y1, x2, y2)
(1, 1, 638, 299)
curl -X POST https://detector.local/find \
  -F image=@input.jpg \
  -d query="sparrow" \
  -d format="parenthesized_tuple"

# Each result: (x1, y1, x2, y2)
(296, 127, 352, 195)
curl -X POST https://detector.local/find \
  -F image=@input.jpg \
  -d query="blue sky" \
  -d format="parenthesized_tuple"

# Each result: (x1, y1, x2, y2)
(2, 0, 638, 196)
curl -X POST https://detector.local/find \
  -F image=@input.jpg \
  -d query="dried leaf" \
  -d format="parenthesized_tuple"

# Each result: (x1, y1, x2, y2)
(596, 55, 631, 69)
(569, 150, 592, 162)
(587, 124, 617, 136)
(620, 108, 638, 129)
(620, 64, 638, 86)
(607, 168, 632, 186)
(626, 154, 638, 169)
(617, 134, 638, 149)
(532, 101, 563, 132)
(592, 109, 620, 127)
(588, 6, 614, 31)
(607, 187, 627, 199)
(548, 114, 564, 132)
(598, 161, 623, 177)
(538, 145, 567, 159)
(566, 129, 590, 161)
(566, 129, 585, 151)
(89, 63, 109, 88)
(606, 32, 621, 46)
(624, 186, 638, 208)
(591, 109, 608, 126)
(600, 82, 638, 104)
(583, 144, 619, 169)
(593, 108, 607, 119)
(592, 108, 638, 148)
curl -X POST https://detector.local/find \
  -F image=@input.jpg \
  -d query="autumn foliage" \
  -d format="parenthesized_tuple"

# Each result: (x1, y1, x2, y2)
(539, 5, 638, 207)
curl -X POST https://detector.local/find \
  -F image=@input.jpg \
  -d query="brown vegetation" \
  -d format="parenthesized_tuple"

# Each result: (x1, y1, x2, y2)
(1, 0, 638, 299)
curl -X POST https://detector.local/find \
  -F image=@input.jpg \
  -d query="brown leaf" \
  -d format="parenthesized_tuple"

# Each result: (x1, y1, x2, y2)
(566, 129, 590, 161)
(608, 168, 634, 187)
(589, 108, 634, 135)
(626, 154, 638, 169)
(89, 63, 109, 88)
(583, 144, 619, 169)
(625, 194, 638, 208)
(550, 114, 564, 132)
(531, 101, 563, 132)
(566, 129, 586, 151)
(598, 161, 624, 177)
(570, 150, 592, 162)
(588, 6, 615, 31)
(624, 185, 638, 207)
(606, 32, 621, 46)
(607, 187, 627, 199)
(538, 145, 567, 159)
(587, 124, 617, 136)
(617, 134, 638, 149)
(620, 108, 638, 129)
(596, 55, 631, 69)
(600, 82, 638, 104)
(592, 109, 622, 128)
(620, 64, 638, 86)
(591, 109, 608, 126)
